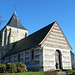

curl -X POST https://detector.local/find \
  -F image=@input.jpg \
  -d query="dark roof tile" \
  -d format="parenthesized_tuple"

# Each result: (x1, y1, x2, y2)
(7, 11, 27, 30)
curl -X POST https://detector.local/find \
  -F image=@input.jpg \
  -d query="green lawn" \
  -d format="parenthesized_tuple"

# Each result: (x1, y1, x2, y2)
(67, 70, 75, 73)
(67, 70, 75, 75)
(0, 71, 45, 75)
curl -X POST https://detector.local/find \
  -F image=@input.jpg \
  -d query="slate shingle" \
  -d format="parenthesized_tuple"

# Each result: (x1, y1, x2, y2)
(7, 11, 27, 30)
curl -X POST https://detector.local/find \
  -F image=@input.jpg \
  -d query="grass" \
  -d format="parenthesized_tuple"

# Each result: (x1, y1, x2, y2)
(67, 70, 75, 73)
(0, 71, 45, 75)
(67, 70, 75, 75)
(55, 71, 59, 75)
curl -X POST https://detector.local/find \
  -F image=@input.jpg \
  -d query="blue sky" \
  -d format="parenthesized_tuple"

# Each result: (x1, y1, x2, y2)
(0, 0, 75, 53)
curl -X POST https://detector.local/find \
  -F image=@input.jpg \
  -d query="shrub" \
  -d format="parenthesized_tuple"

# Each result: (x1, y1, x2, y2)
(6, 63, 17, 73)
(6, 63, 11, 72)
(0, 62, 27, 73)
(11, 63, 17, 73)
(15, 62, 27, 73)
(0, 64, 6, 73)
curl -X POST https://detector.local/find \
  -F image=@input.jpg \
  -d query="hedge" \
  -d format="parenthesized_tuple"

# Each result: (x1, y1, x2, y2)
(0, 62, 27, 73)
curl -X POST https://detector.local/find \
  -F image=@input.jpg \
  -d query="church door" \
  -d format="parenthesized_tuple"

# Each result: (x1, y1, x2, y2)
(55, 50, 62, 69)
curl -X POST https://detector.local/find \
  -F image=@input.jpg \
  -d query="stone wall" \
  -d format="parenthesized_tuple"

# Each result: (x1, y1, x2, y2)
(43, 46, 55, 71)
(0, 26, 28, 64)
(42, 23, 72, 71)
(25, 46, 43, 71)
(42, 45, 72, 71)
(3, 46, 43, 71)
(20, 51, 25, 64)
(6, 26, 28, 43)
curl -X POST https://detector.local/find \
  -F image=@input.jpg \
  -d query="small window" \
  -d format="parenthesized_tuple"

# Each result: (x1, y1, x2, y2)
(8, 28, 11, 36)
(18, 54, 20, 62)
(25, 32, 27, 37)
(9, 57, 10, 62)
(31, 50, 34, 62)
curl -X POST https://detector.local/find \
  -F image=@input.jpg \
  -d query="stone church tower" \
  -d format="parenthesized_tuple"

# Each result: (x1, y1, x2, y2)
(0, 11, 28, 63)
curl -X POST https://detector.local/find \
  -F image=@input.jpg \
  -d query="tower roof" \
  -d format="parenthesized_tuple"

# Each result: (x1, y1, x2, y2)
(7, 11, 27, 30)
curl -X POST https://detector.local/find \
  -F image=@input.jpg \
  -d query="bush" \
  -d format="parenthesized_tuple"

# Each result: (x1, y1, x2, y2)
(6, 63, 17, 73)
(0, 62, 27, 73)
(0, 64, 6, 73)
(15, 62, 27, 73)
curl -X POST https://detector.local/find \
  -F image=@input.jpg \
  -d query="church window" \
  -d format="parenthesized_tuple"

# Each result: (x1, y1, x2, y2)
(9, 56, 10, 62)
(31, 50, 34, 62)
(9, 28, 11, 36)
(25, 32, 27, 37)
(18, 54, 20, 62)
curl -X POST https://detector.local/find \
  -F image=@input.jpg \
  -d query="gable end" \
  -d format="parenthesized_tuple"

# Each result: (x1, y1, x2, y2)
(40, 21, 72, 50)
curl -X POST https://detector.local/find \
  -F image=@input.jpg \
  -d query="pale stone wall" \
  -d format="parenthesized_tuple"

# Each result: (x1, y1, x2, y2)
(43, 23, 71, 49)
(3, 46, 43, 71)
(6, 26, 28, 43)
(42, 23, 72, 71)
(43, 46, 55, 71)
(61, 50, 71, 69)
(5, 26, 28, 54)
(0, 26, 28, 64)
(25, 46, 43, 71)
(42, 45, 72, 71)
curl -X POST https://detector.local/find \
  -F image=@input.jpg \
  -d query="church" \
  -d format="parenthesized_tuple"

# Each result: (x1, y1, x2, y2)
(0, 11, 73, 71)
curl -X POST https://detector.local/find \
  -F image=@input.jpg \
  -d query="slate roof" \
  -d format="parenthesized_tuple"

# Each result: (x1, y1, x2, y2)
(5, 21, 55, 57)
(6, 11, 27, 30)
